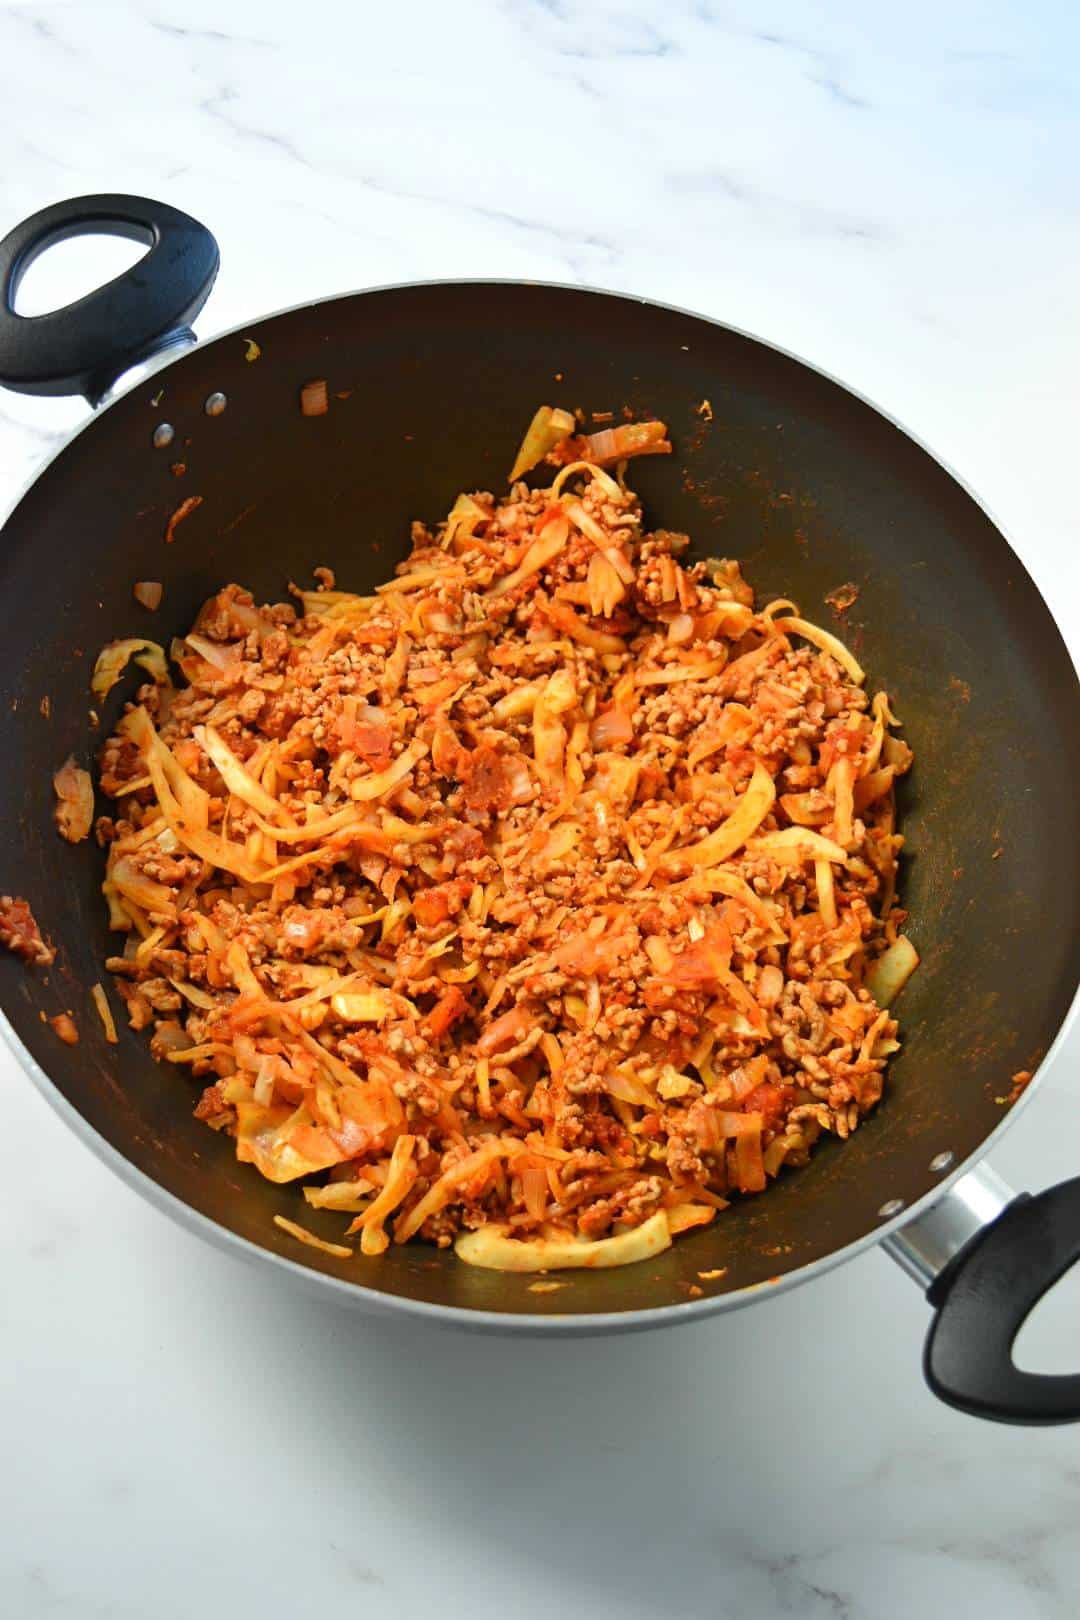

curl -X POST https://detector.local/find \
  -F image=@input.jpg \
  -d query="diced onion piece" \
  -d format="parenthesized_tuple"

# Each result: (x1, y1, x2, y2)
(53, 757, 94, 843)
(300, 379, 329, 417)
(604, 1069, 656, 1107)
(455, 1209, 672, 1272)
(779, 790, 831, 827)
(757, 964, 784, 1007)
(866, 935, 919, 1007)
(509, 406, 576, 481)
(133, 580, 163, 611)
(657, 1065, 694, 1100)
(534, 820, 581, 874)
(662, 761, 776, 869)
(591, 706, 635, 749)
(183, 634, 237, 672)
(492, 683, 542, 722)
(273, 1214, 352, 1258)
(91, 982, 118, 1043)
(771, 616, 864, 684)
(91, 638, 170, 701)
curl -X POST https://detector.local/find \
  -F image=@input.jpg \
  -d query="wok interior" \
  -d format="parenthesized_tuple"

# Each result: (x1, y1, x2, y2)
(1, 283, 1076, 1317)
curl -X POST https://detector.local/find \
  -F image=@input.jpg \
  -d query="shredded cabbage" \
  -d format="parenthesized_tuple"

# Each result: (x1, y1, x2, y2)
(456, 1210, 672, 1272)
(662, 761, 776, 869)
(509, 405, 576, 481)
(91, 639, 170, 701)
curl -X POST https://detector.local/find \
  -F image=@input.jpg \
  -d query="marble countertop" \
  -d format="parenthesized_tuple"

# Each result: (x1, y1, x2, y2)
(2, 3, 1079, 1616)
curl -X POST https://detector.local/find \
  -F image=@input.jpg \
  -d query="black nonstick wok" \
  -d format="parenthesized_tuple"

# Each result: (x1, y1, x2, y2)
(1, 196, 1078, 1425)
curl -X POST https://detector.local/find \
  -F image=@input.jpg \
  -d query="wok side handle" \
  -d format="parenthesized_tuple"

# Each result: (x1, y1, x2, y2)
(0, 194, 219, 405)
(884, 1165, 1080, 1425)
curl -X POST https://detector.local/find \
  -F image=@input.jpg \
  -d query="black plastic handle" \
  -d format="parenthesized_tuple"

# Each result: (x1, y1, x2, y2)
(0, 194, 219, 403)
(925, 1176, 1080, 1424)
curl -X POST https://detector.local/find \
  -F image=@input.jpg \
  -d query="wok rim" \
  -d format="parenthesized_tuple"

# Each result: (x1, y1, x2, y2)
(1, 273, 1077, 1331)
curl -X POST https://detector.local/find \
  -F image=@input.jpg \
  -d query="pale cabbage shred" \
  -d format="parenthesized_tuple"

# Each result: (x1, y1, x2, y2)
(91, 406, 915, 1276)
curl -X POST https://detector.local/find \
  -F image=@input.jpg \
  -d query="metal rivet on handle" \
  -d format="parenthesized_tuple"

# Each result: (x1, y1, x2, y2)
(204, 391, 227, 417)
(878, 1198, 905, 1219)
(152, 422, 175, 448)
(929, 1151, 956, 1174)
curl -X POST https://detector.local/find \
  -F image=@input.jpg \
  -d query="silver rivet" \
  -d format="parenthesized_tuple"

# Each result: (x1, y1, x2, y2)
(152, 422, 175, 449)
(878, 1198, 905, 1219)
(204, 391, 227, 417)
(929, 1151, 955, 1174)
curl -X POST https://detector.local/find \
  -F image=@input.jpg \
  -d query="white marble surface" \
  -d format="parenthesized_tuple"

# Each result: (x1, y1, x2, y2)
(1, 3, 1079, 1616)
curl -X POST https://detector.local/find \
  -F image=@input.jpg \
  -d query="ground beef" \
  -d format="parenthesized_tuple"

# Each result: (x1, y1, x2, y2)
(0, 896, 54, 966)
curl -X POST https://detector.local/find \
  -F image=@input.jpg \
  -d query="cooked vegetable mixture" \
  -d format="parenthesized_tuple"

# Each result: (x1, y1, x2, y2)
(91, 410, 916, 1270)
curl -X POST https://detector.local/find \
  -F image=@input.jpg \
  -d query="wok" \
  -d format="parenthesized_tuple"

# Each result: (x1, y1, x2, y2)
(1, 195, 1077, 1425)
